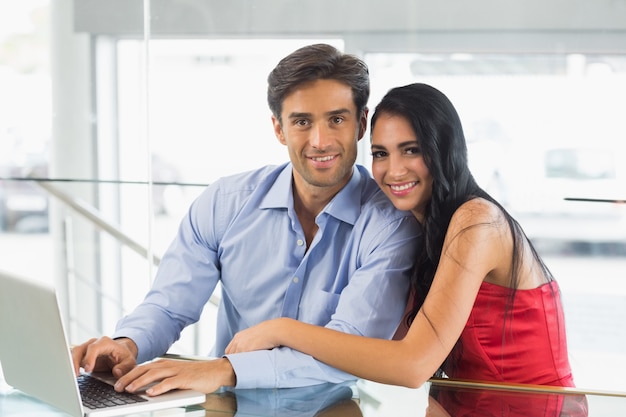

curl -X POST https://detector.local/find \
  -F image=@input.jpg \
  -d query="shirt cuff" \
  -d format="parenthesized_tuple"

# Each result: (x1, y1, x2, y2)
(111, 329, 153, 364)
(224, 350, 276, 389)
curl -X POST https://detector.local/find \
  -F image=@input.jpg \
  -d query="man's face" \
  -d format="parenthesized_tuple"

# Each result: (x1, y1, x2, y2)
(273, 79, 367, 197)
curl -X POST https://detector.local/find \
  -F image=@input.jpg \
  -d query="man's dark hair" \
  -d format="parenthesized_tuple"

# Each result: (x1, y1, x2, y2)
(267, 43, 370, 124)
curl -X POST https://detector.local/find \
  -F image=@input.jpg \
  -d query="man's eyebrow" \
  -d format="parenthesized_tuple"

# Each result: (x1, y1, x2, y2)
(286, 108, 352, 119)
(287, 111, 312, 119)
(326, 108, 352, 116)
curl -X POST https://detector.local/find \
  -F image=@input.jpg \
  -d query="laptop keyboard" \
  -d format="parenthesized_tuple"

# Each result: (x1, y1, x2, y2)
(77, 374, 148, 410)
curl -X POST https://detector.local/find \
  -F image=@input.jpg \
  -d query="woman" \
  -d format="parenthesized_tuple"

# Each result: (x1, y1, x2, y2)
(226, 83, 576, 389)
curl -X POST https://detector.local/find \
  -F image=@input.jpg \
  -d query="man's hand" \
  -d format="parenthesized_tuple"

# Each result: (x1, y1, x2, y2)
(71, 336, 138, 378)
(114, 358, 236, 395)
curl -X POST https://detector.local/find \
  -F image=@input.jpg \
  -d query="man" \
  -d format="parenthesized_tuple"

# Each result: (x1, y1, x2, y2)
(71, 43, 422, 395)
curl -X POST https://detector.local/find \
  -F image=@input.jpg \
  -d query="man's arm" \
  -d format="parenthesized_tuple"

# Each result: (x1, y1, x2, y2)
(112, 185, 224, 363)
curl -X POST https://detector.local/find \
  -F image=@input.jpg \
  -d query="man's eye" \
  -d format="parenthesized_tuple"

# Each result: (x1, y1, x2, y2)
(331, 116, 344, 125)
(295, 119, 309, 127)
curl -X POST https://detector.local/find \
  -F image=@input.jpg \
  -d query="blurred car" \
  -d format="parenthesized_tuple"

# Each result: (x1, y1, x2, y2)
(0, 154, 49, 233)
(151, 153, 185, 216)
(0, 152, 186, 233)
(507, 145, 626, 250)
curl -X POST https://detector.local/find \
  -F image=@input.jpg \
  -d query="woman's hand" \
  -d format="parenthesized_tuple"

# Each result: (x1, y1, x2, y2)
(225, 318, 288, 354)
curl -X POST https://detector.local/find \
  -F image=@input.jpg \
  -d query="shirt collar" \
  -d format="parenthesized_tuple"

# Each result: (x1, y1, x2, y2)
(259, 163, 363, 226)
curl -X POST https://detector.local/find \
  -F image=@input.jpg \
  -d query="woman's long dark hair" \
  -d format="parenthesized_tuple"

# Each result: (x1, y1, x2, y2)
(371, 83, 555, 373)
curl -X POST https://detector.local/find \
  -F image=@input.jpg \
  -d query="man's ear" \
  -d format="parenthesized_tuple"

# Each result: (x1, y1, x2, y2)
(357, 108, 369, 141)
(272, 115, 287, 145)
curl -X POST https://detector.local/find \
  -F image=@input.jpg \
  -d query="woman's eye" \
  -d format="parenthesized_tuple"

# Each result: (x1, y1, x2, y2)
(405, 147, 421, 155)
(371, 151, 387, 159)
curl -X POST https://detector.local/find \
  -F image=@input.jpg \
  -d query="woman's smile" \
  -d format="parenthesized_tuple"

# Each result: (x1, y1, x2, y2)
(388, 181, 419, 196)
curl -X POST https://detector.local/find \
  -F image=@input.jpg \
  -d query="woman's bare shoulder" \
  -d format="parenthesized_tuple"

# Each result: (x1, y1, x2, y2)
(443, 197, 513, 286)
(450, 197, 505, 229)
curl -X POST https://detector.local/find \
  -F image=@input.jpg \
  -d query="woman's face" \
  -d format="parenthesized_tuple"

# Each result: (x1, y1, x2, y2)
(371, 113, 433, 223)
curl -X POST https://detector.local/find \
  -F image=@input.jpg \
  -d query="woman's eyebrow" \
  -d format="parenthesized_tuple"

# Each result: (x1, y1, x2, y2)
(371, 140, 418, 150)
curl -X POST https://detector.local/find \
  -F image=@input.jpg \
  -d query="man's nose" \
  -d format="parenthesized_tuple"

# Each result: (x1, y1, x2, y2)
(310, 125, 333, 150)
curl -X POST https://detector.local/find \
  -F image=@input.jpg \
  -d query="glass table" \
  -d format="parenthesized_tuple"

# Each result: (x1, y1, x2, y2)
(2, 376, 625, 417)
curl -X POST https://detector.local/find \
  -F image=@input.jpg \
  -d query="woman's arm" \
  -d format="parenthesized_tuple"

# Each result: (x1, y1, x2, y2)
(227, 317, 429, 387)
(227, 199, 511, 388)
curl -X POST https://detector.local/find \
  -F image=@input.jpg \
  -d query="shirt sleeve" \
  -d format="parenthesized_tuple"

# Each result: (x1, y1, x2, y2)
(112, 185, 223, 364)
(226, 213, 422, 388)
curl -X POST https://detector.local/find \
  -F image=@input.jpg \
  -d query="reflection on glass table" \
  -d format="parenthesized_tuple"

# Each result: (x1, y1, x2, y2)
(428, 381, 588, 417)
(4, 375, 626, 417)
(0, 380, 360, 417)
(202, 382, 359, 417)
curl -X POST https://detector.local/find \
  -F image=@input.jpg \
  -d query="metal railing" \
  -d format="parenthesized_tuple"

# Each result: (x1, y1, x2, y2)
(32, 178, 220, 305)
(7, 177, 220, 356)
(36, 180, 162, 266)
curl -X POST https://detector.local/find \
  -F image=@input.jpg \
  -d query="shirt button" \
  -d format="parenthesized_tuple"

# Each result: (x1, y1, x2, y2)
(293, 277, 299, 283)
(296, 239, 304, 246)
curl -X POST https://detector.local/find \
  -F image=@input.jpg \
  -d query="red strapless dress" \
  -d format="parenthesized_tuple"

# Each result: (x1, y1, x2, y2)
(433, 280, 588, 416)
(442, 280, 574, 386)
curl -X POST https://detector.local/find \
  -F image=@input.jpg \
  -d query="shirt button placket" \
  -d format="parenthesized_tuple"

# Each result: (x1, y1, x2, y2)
(283, 236, 306, 318)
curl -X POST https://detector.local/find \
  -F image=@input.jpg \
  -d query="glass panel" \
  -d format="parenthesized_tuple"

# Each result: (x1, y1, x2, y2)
(0, 1, 51, 236)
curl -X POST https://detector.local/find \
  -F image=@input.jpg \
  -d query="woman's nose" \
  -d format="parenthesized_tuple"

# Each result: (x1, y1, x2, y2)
(388, 154, 408, 176)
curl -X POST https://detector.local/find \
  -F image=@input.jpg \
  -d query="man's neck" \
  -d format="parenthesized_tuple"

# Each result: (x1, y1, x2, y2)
(292, 186, 326, 249)
(290, 169, 353, 248)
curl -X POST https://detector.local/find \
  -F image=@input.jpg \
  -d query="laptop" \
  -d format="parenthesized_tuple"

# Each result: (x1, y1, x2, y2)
(0, 270, 206, 417)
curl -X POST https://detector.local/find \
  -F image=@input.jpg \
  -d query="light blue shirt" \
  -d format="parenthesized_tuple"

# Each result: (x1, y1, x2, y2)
(113, 163, 422, 388)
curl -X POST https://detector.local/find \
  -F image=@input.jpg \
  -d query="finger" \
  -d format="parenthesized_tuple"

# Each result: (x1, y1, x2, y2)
(143, 362, 206, 396)
(71, 338, 97, 376)
(112, 355, 136, 378)
(224, 340, 235, 354)
(145, 377, 180, 396)
(124, 363, 177, 394)
(226, 341, 245, 354)
(114, 364, 150, 392)
(116, 360, 171, 392)
(226, 334, 249, 354)
(82, 337, 114, 373)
